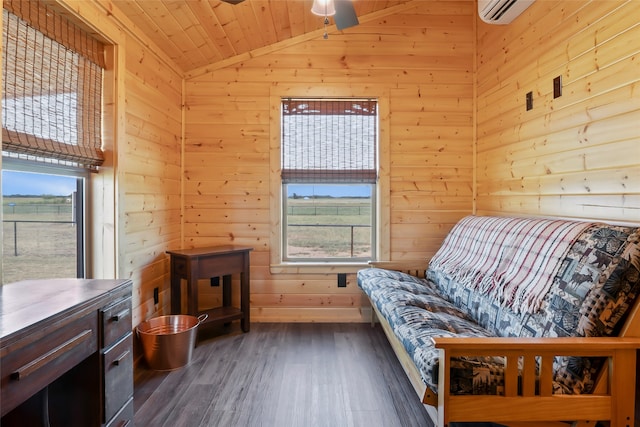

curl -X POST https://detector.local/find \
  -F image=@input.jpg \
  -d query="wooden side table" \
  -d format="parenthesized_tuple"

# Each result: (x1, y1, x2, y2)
(166, 245, 253, 333)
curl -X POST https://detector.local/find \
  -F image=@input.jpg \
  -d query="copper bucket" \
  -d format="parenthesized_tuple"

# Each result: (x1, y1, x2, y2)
(136, 314, 208, 370)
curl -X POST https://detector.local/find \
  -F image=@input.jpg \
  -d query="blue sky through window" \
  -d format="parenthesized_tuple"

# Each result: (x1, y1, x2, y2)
(287, 184, 371, 198)
(2, 170, 77, 196)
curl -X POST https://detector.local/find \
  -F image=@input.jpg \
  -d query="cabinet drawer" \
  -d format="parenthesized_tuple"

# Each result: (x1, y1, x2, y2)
(103, 333, 133, 423)
(1, 312, 98, 417)
(105, 396, 134, 427)
(102, 297, 132, 347)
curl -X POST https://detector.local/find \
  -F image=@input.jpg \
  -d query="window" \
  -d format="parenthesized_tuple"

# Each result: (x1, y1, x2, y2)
(2, 1, 105, 283)
(281, 99, 378, 262)
(2, 166, 86, 284)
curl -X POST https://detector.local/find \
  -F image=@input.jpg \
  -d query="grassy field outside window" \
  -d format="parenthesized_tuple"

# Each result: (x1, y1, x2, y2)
(285, 190, 373, 260)
(2, 166, 82, 284)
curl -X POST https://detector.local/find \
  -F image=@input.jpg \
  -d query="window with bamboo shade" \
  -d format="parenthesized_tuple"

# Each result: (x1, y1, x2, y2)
(2, 0, 105, 170)
(281, 98, 378, 261)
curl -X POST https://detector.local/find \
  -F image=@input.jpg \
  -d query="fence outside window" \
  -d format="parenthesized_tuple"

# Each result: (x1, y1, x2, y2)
(2, 202, 78, 284)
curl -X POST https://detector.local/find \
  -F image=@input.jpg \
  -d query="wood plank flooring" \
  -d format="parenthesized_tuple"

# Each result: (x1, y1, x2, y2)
(134, 323, 434, 427)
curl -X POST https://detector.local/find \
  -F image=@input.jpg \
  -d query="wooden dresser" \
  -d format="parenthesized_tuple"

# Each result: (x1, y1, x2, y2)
(0, 278, 134, 426)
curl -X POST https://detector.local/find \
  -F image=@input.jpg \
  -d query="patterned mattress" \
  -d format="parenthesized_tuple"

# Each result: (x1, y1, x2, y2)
(357, 216, 640, 396)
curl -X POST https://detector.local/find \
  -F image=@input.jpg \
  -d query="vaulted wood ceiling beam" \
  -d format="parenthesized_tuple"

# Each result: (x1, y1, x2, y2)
(184, 0, 422, 80)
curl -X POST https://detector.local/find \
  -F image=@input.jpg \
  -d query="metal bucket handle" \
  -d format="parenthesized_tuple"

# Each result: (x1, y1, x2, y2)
(136, 314, 208, 339)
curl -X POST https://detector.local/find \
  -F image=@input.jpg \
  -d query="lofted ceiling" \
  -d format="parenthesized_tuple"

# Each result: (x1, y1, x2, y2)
(111, 0, 415, 74)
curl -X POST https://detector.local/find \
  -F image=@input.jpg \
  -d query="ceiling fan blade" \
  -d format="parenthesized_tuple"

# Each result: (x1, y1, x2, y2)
(334, 0, 359, 30)
(220, 0, 245, 4)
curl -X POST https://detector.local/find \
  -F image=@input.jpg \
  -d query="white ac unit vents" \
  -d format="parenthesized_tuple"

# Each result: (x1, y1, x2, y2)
(478, 0, 535, 24)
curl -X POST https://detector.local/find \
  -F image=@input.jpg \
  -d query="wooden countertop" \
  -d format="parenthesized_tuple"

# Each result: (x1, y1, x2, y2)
(0, 278, 132, 348)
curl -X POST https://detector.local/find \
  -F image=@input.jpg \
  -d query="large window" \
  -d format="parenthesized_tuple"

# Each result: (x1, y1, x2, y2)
(2, 1, 105, 283)
(281, 99, 378, 262)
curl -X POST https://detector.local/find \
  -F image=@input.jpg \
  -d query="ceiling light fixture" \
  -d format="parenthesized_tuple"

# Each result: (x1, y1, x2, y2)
(311, 0, 336, 16)
(311, 0, 336, 39)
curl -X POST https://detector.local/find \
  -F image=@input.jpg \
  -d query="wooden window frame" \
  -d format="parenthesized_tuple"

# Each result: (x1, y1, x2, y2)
(269, 85, 390, 274)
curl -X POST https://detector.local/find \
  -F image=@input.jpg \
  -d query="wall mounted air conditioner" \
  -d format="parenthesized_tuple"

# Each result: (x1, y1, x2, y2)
(478, 0, 535, 24)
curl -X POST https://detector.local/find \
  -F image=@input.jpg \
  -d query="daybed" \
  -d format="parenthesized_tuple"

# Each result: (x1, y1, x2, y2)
(358, 215, 640, 427)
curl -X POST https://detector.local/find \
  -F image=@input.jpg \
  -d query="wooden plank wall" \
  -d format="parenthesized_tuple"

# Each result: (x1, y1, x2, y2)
(475, 0, 640, 224)
(184, 1, 475, 322)
(121, 32, 183, 327)
(50, 1, 184, 328)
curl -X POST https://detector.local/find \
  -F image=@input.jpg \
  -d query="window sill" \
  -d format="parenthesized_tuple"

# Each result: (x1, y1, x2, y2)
(270, 262, 371, 275)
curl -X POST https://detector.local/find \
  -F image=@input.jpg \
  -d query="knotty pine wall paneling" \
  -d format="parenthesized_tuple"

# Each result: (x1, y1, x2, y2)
(52, 1, 184, 329)
(122, 32, 183, 327)
(184, 1, 475, 322)
(475, 0, 640, 224)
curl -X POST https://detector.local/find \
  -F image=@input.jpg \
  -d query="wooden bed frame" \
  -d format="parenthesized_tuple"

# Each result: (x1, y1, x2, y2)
(368, 261, 640, 427)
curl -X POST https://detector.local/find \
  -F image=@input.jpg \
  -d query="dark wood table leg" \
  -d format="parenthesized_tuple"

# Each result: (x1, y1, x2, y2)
(187, 260, 199, 316)
(170, 272, 181, 314)
(241, 252, 250, 332)
(222, 274, 232, 332)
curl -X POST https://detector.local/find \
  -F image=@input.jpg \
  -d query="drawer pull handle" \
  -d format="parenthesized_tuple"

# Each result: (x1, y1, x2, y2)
(113, 350, 130, 366)
(11, 330, 93, 381)
(111, 309, 130, 322)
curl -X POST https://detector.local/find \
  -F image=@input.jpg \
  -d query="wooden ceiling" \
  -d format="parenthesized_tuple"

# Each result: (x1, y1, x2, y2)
(112, 0, 415, 74)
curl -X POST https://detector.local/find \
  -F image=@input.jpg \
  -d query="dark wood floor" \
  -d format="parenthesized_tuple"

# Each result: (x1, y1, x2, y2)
(134, 322, 434, 427)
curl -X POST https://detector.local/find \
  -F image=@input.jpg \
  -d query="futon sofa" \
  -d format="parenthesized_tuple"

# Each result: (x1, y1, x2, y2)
(358, 215, 640, 426)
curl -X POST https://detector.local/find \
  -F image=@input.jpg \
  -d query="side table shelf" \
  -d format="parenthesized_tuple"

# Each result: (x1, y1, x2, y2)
(167, 245, 252, 334)
(200, 306, 244, 324)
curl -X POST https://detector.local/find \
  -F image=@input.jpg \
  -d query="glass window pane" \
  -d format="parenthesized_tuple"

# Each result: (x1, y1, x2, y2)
(2, 169, 81, 283)
(284, 183, 373, 261)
